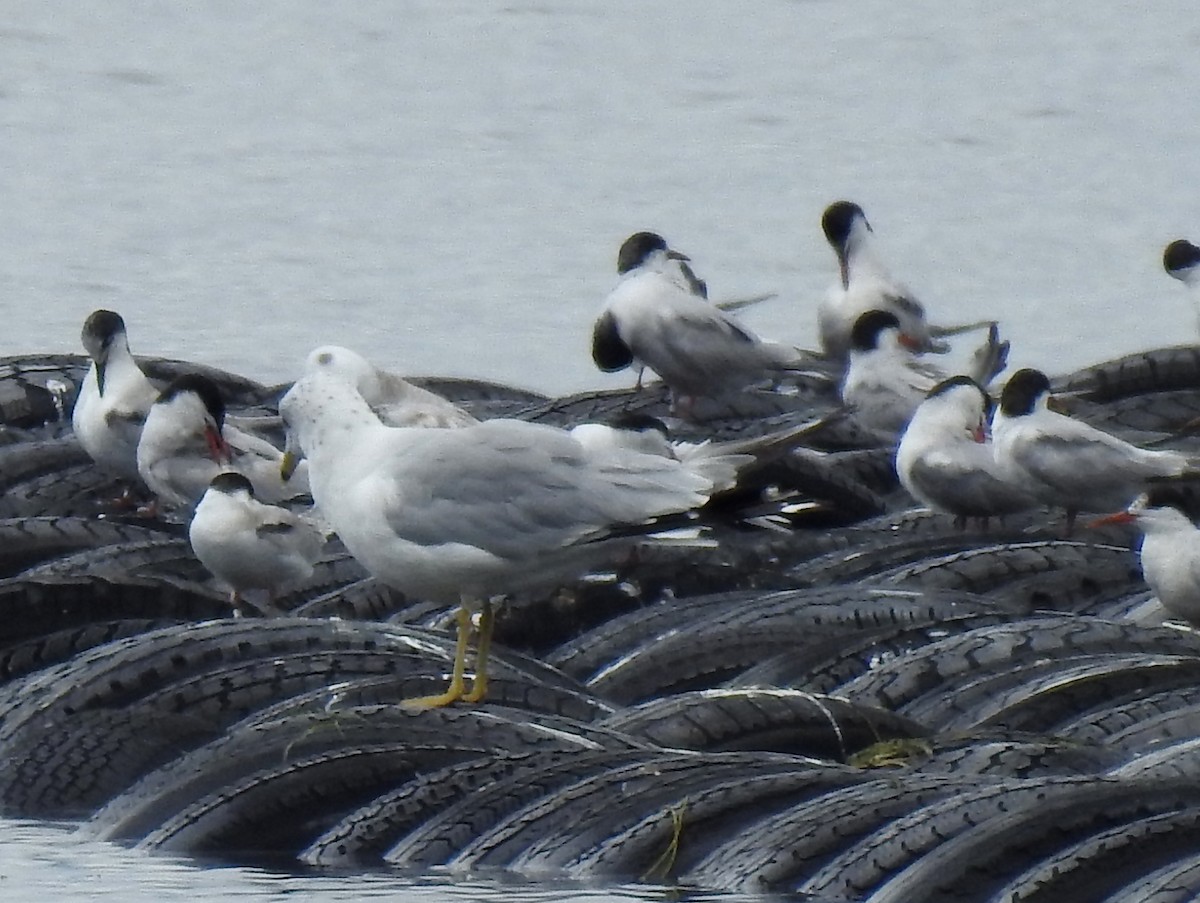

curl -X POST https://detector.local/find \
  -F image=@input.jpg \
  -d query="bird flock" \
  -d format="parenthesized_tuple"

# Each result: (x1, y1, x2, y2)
(3, 201, 1200, 898)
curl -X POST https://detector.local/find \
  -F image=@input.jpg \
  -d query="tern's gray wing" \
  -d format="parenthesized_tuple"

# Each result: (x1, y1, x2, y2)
(625, 301, 772, 392)
(103, 407, 149, 455)
(882, 290, 926, 319)
(855, 358, 938, 406)
(880, 290, 953, 352)
(143, 453, 216, 509)
(225, 424, 286, 461)
(256, 512, 324, 561)
(104, 407, 147, 428)
(378, 421, 707, 561)
(714, 292, 775, 313)
(901, 358, 947, 387)
(660, 301, 760, 346)
(907, 448, 1037, 518)
(372, 370, 479, 428)
(1011, 431, 1178, 505)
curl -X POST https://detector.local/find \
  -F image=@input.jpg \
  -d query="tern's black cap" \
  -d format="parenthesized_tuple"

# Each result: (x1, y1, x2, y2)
(1164, 239, 1200, 275)
(617, 231, 670, 274)
(158, 373, 227, 427)
(821, 200, 868, 249)
(849, 309, 902, 352)
(999, 368, 1051, 417)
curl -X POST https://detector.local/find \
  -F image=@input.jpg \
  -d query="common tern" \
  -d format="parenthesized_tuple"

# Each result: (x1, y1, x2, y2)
(819, 201, 991, 363)
(1091, 487, 1200, 625)
(594, 235, 811, 414)
(840, 310, 1008, 439)
(71, 309, 159, 482)
(992, 367, 1196, 530)
(138, 374, 309, 511)
(896, 375, 1039, 525)
(189, 471, 325, 615)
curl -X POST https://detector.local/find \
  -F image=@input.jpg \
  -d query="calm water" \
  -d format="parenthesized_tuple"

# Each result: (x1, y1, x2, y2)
(0, 820, 760, 903)
(4, 1, 1200, 397)
(2, 1, 1200, 898)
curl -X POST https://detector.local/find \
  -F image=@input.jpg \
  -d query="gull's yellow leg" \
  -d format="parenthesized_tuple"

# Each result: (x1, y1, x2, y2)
(462, 599, 494, 703)
(404, 605, 472, 710)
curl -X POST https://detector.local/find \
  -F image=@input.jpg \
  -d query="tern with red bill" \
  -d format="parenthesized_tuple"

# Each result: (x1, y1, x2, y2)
(137, 374, 309, 511)
(840, 310, 1008, 439)
(1091, 488, 1200, 625)
(896, 375, 1038, 526)
(818, 201, 992, 363)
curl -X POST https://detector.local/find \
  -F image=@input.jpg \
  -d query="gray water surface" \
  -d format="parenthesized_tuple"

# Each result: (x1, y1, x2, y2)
(3, 1, 1199, 396)
(0, 820, 744, 902)
(2, 1, 1199, 899)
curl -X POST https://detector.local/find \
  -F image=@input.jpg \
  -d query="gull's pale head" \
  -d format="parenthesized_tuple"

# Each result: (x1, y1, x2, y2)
(280, 370, 380, 477)
(570, 413, 674, 459)
(304, 345, 382, 404)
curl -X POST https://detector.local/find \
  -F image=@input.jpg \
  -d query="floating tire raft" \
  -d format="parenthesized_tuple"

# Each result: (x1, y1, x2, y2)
(2, 349, 1200, 901)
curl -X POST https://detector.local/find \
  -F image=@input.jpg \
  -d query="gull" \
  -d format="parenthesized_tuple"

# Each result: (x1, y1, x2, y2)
(71, 309, 159, 482)
(593, 235, 816, 415)
(303, 345, 477, 428)
(278, 369, 747, 707)
(307, 344, 755, 485)
(992, 367, 1195, 531)
(896, 375, 1039, 526)
(819, 201, 991, 363)
(189, 471, 325, 615)
(138, 373, 310, 511)
(840, 310, 1008, 439)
